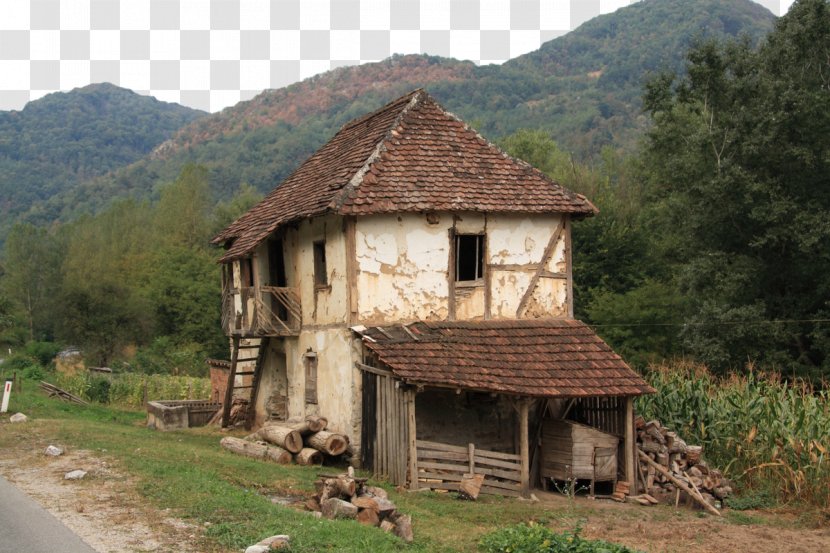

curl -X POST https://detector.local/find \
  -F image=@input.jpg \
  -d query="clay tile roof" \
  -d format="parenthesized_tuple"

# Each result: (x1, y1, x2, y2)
(212, 89, 597, 262)
(360, 319, 655, 398)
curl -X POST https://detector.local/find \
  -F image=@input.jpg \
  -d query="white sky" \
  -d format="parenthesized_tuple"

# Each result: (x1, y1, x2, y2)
(0, 0, 795, 113)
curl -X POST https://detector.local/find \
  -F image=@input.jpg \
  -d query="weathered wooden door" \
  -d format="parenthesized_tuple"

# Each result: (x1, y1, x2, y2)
(361, 371, 410, 485)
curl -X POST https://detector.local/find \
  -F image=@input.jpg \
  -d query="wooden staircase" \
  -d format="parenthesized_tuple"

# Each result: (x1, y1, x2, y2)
(221, 336, 269, 430)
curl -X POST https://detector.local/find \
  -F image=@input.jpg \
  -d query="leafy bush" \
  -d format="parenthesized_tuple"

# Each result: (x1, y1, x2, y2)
(1, 353, 40, 373)
(86, 375, 111, 403)
(23, 341, 63, 367)
(131, 337, 209, 377)
(725, 489, 775, 511)
(479, 523, 640, 553)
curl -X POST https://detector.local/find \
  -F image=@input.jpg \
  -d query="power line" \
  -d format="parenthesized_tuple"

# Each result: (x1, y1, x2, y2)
(587, 318, 830, 329)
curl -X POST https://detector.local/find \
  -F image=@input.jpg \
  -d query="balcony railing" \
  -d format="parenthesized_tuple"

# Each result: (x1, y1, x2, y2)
(221, 286, 301, 337)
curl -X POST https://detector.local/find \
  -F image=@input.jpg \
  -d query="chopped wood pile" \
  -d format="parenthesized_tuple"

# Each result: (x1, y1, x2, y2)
(306, 468, 413, 543)
(220, 415, 350, 466)
(636, 417, 732, 512)
(208, 398, 248, 426)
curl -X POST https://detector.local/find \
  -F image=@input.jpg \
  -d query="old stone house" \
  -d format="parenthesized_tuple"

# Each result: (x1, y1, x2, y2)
(212, 89, 653, 496)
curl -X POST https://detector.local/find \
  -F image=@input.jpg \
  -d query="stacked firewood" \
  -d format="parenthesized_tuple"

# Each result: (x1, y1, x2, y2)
(208, 398, 248, 426)
(636, 417, 732, 509)
(306, 469, 413, 543)
(220, 415, 351, 466)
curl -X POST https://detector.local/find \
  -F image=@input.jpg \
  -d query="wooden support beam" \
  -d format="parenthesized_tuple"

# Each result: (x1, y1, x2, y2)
(638, 450, 722, 517)
(516, 220, 565, 318)
(222, 335, 240, 428)
(406, 390, 419, 489)
(625, 396, 636, 494)
(519, 398, 530, 497)
(565, 216, 574, 317)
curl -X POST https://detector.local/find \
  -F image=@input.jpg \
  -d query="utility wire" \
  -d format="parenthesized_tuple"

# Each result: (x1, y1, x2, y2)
(587, 318, 830, 328)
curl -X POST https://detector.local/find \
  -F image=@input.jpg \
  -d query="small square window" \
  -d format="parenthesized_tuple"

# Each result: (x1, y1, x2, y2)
(455, 234, 484, 282)
(313, 240, 327, 287)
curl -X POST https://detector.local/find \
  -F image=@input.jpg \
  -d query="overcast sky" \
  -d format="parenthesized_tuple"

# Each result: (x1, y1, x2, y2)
(0, 0, 795, 112)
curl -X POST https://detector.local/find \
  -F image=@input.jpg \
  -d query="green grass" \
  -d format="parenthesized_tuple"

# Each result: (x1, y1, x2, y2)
(0, 379, 574, 552)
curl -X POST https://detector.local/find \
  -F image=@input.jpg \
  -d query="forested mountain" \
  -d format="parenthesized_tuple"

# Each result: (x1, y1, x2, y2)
(0, 83, 206, 241)
(14, 0, 775, 230)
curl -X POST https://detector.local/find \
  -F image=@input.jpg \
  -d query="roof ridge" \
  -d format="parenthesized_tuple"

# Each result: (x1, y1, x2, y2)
(328, 89, 425, 212)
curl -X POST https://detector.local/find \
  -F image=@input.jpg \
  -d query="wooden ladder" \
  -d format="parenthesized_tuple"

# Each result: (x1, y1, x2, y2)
(221, 336, 269, 430)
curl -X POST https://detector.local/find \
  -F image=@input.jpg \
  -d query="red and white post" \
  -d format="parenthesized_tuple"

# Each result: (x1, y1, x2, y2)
(1, 380, 11, 413)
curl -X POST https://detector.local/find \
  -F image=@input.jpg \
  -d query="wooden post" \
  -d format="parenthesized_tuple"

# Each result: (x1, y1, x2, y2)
(407, 390, 418, 490)
(519, 398, 530, 497)
(625, 396, 636, 494)
(468, 443, 475, 474)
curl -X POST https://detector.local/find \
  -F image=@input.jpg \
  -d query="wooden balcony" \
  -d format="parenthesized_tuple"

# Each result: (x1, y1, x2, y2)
(221, 286, 301, 337)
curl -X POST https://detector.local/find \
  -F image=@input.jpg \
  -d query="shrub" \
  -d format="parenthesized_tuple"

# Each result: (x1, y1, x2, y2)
(86, 375, 111, 403)
(131, 337, 208, 377)
(1, 353, 39, 373)
(479, 523, 640, 553)
(24, 341, 63, 367)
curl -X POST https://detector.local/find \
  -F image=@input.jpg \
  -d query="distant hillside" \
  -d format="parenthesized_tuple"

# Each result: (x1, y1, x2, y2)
(14, 0, 775, 230)
(0, 83, 205, 237)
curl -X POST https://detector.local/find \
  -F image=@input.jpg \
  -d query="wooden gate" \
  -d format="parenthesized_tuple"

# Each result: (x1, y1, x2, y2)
(359, 364, 412, 486)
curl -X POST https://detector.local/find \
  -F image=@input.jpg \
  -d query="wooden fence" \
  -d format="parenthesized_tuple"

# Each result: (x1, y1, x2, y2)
(416, 440, 522, 497)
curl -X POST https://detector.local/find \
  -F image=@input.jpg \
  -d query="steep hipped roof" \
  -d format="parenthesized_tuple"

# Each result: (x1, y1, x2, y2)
(360, 319, 654, 398)
(213, 89, 597, 262)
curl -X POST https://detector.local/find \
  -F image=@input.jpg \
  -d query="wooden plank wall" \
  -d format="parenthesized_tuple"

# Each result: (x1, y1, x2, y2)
(416, 439, 522, 497)
(568, 396, 626, 437)
(372, 372, 409, 486)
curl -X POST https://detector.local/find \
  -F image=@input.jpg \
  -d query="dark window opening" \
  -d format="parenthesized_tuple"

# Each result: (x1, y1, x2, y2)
(455, 234, 484, 282)
(240, 258, 255, 287)
(268, 239, 287, 287)
(313, 240, 328, 287)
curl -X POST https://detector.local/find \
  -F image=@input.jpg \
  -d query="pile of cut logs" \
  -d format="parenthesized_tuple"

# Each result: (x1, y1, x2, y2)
(636, 417, 732, 513)
(220, 415, 350, 466)
(306, 469, 413, 543)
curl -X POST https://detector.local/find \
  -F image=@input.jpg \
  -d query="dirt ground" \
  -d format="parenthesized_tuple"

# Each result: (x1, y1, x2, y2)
(2, 425, 830, 553)
(534, 489, 830, 553)
(0, 437, 204, 553)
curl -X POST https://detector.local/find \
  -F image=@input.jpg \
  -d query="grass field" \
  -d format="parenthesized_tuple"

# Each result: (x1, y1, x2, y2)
(2, 377, 827, 552)
(0, 380, 578, 552)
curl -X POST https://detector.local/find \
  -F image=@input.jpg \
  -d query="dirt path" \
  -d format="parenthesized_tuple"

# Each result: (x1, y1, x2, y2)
(534, 490, 830, 553)
(0, 436, 205, 553)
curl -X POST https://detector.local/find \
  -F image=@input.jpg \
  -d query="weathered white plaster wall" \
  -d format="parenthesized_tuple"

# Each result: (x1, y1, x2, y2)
(355, 213, 451, 323)
(284, 327, 362, 441)
(354, 212, 570, 323)
(289, 215, 349, 326)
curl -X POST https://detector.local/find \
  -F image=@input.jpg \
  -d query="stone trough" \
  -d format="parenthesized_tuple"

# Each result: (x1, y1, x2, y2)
(146, 400, 221, 431)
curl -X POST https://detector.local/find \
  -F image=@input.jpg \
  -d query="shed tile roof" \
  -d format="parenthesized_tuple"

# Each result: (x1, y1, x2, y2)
(359, 319, 654, 398)
(213, 89, 596, 262)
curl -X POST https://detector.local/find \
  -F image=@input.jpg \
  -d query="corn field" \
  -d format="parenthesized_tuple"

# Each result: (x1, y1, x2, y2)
(636, 360, 830, 508)
(55, 372, 211, 408)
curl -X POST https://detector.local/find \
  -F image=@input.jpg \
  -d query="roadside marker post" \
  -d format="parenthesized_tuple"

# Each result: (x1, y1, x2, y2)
(1, 380, 11, 413)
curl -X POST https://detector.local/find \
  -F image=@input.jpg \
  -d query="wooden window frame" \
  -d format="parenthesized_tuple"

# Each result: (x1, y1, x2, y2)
(313, 240, 328, 289)
(454, 233, 485, 286)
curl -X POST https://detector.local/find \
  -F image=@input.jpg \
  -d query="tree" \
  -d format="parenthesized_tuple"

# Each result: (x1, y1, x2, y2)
(1, 223, 63, 341)
(155, 164, 212, 250)
(642, 0, 830, 376)
(500, 130, 679, 363)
